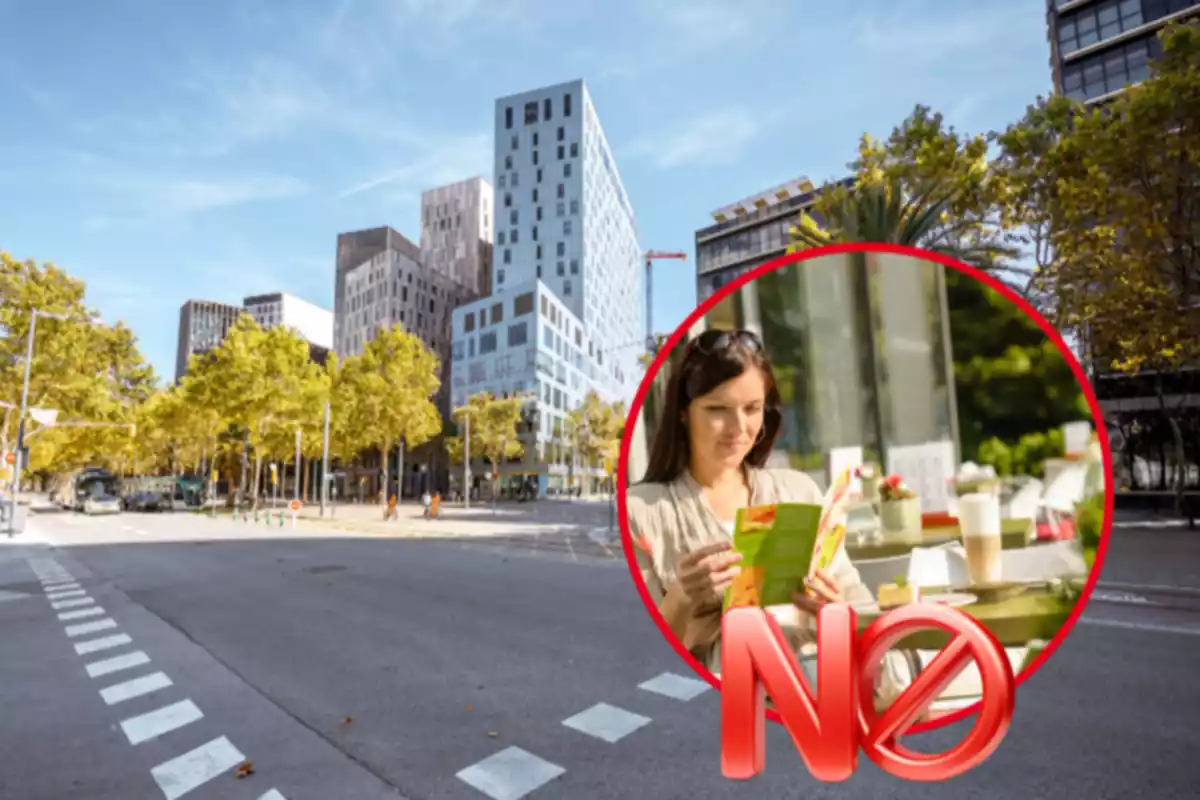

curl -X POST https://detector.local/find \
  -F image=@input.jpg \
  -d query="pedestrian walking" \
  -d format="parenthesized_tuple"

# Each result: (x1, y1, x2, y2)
(384, 493, 398, 521)
(421, 490, 432, 518)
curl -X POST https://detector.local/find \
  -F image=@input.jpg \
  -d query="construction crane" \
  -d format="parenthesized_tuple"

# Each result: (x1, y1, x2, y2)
(643, 250, 687, 355)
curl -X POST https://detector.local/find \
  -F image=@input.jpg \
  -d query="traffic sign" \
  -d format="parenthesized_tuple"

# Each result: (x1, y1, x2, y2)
(289, 499, 302, 512)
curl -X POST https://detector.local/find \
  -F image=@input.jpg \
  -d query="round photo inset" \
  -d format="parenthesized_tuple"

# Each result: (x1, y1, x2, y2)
(617, 242, 1113, 734)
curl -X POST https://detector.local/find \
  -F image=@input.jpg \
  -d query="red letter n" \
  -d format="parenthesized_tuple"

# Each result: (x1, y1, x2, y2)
(720, 605, 859, 782)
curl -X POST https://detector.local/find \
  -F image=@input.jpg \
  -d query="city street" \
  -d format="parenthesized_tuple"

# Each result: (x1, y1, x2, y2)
(0, 508, 1197, 799)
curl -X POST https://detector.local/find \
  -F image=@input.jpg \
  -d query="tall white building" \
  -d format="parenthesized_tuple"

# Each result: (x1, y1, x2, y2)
(243, 292, 334, 351)
(420, 177, 494, 297)
(492, 79, 642, 400)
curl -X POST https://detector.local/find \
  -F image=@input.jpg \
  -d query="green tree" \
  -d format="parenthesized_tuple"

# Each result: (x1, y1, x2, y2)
(1049, 21, 1200, 511)
(565, 391, 626, 491)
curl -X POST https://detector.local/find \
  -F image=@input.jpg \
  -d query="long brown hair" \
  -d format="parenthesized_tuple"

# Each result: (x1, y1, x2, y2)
(641, 329, 782, 484)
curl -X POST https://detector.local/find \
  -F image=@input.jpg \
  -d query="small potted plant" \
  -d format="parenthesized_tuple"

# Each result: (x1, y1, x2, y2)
(878, 474, 920, 535)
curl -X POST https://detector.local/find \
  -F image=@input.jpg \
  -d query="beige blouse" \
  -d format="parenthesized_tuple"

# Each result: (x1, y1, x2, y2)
(625, 466, 875, 673)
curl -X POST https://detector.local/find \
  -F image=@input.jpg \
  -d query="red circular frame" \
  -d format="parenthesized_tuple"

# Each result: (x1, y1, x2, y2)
(615, 241, 1114, 735)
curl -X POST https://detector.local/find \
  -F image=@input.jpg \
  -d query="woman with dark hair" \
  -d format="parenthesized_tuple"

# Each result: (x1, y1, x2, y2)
(626, 328, 875, 675)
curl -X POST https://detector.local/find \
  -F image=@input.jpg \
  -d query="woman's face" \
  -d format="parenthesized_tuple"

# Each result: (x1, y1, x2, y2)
(684, 368, 767, 471)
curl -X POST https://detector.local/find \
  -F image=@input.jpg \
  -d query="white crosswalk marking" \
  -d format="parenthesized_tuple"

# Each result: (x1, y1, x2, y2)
(150, 736, 246, 800)
(120, 699, 204, 745)
(99, 672, 173, 706)
(638, 672, 712, 701)
(74, 633, 133, 656)
(46, 589, 86, 600)
(86, 650, 151, 679)
(457, 747, 566, 800)
(51, 597, 94, 610)
(562, 702, 651, 743)
(65, 618, 118, 638)
(58, 606, 106, 621)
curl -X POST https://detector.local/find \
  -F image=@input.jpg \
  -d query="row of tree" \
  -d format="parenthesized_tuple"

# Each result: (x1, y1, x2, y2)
(2, 252, 626, 507)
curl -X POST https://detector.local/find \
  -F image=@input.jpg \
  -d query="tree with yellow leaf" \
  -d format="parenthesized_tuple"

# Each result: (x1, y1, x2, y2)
(565, 391, 626, 494)
(446, 392, 523, 504)
(1049, 21, 1200, 513)
(339, 325, 442, 504)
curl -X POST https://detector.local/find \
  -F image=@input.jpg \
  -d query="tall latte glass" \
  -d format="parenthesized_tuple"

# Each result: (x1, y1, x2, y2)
(959, 492, 1003, 585)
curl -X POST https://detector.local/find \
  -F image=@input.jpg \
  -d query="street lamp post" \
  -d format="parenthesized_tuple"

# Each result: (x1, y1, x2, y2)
(7, 308, 71, 535)
(320, 402, 330, 517)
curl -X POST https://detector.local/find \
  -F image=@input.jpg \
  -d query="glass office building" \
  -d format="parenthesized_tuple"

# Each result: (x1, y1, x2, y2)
(633, 252, 959, 489)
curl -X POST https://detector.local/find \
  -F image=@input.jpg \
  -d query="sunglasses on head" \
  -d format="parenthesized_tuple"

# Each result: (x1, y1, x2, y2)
(691, 328, 763, 354)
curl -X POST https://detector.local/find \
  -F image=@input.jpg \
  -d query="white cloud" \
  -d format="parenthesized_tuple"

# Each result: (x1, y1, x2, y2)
(338, 133, 491, 199)
(628, 108, 769, 169)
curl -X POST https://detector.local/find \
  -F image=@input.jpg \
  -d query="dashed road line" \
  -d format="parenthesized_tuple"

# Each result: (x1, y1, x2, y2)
(561, 702, 651, 743)
(100, 672, 174, 706)
(120, 699, 205, 746)
(58, 606, 106, 621)
(150, 736, 245, 800)
(65, 618, 119, 638)
(86, 650, 152, 679)
(75, 633, 134, 656)
(456, 746, 566, 800)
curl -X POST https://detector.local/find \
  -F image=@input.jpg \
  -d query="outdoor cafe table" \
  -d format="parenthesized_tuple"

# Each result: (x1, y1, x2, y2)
(853, 583, 1076, 650)
(845, 517, 1034, 560)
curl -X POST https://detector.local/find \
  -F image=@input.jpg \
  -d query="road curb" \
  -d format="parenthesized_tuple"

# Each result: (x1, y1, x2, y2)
(1094, 580, 1200, 598)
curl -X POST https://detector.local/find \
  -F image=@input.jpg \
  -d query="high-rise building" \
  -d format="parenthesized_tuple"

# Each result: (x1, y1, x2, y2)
(243, 292, 334, 366)
(420, 177, 494, 297)
(694, 176, 854, 303)
(1047, 0, 1197, 105)
(491, 79, 642, 399)
(333, 225, 479, 498)
(174, 300, 243, 382)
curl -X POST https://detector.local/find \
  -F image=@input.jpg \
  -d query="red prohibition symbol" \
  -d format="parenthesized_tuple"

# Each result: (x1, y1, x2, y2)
(720, 603, 1016, 782)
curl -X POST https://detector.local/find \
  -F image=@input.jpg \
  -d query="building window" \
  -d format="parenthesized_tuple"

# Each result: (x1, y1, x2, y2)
(536, 206, 543, 221)
(1058, 0, 1143, 56)
(557, 261, 565, 276)
(557, 183, 565, 198)
(498, 174, 505, 188)
(540, 295, 549, 315)
(504, 192, 512, 207)
(511, 134, 518, 150)
(1061, 36, 1153, 101)
(563, 280, 572, 296)
(532, 225, 539, 241)
(557, 145, 565, 160)
(505, 155, 513, 170)
(524, 101, 538, 124)
(508, 321, 529, 347)
(515, 292, 534, 316)
(557, 242, 566, 257)
(536, 244, 543, 259)
(564, 163, 572, 178)
(533, 149, 539, 165)
(509, 209, 518, 225)
(543, 97, 552, 120)
(536, 264, 542, 278)
(498, 231, 506, 245)
(480, 331, 498, 354)
(564, 93, 572, 117)
(563, 220, 572, 235)
(556, 202, 565, 217)
(498, 269, 505, 284)
(557, 126, 565, 142)
(491, 302, 503, 323)
(511, 172, 519, 187)
(532, 188, 539, 203)
(570, 259, 579, 275)
(468, 338, 475, 357)
(504, 249, 512, 264)
(570, 199, 579, 215)
(505, 107, 513, 129)
(570, 142, 579, 157)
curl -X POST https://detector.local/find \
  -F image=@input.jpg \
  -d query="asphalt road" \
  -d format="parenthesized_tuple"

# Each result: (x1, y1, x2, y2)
(1, 509, 1197, 799)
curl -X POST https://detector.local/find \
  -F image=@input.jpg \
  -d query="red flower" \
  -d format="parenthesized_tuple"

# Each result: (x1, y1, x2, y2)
(884, 474, 903, 489)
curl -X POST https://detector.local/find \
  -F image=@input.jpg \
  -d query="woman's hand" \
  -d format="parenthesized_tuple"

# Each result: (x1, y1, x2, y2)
(792, 567, 844, 615)
(676, 540, 743, 606)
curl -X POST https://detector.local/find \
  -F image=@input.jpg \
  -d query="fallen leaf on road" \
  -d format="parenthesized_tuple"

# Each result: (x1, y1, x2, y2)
(465, 705, 472, 712)
(234, 761, 255, 779)
(487, 731, 498, 738)
(342, 716, 354, 725)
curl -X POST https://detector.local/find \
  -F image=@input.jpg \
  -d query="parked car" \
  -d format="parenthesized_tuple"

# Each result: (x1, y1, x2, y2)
(123, 490, 167, 512)
(83, 494, 122, 516)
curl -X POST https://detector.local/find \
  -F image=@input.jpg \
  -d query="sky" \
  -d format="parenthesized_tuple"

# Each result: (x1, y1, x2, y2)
(0, 0, 1055, 382)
